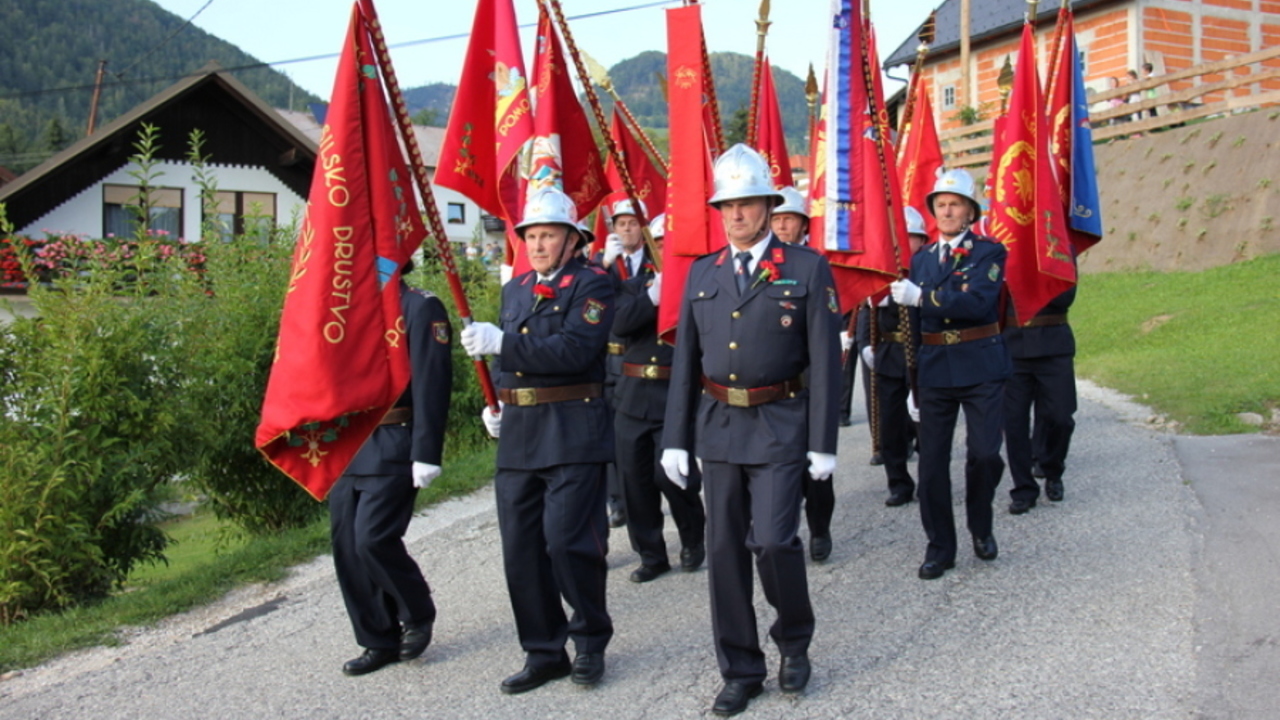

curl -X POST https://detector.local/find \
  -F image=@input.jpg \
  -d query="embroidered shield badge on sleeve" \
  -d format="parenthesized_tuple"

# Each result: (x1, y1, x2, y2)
(826, 287, 840, 314)
(988, 263, 1000, 282)
(432, 321, 449, 345)
(583, 299, 606, 324)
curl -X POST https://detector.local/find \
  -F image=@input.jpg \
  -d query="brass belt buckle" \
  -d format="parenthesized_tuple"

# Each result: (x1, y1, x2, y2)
(514, 388, 538, 406)
(642, 365, 660, 380)
(942, 329, 962, 345)
(726, 387, 750, 408)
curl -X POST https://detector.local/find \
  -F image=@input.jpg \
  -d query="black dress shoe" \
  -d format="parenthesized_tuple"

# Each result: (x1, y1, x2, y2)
(342, 647, 399, 676)
(839, 417, 853, 427)
(1045, 478, 1064, 501)
(608, 507, 627, 529)
(917, 559, 954, 580)
(869, 453, 884, 466)
(500, 660, 572, 694)
(571, 652, 605, 685)
(1008, 498, 1036, 515)
(809, 534, 832, 562)
(885, 492, 913, 507)
(629, 562, 671, 583)
(399, 622, 433, 660)
(1032, 460, 1046, 479)
(711, 680, 764, 716)
(973, 535, 998, 561)
(680, 543, 706, 571)
(779, 654, 811, 692)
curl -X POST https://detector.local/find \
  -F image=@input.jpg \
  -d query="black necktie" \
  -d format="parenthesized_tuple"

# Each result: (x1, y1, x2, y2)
(736, 251, 752, 294)
(940, 244, 951, 266)
(628, 256, 637, 277)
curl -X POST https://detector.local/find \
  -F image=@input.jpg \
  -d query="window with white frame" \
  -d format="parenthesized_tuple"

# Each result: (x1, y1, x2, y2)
(942, 85, 957, 110)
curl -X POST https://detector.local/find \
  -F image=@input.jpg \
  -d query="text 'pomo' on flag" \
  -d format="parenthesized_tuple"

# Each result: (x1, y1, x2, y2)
(256, 2, 424, 501)
(987, 24, 1076, 326)
(658, 2, 725, 344)
(434, 0, 532, 226)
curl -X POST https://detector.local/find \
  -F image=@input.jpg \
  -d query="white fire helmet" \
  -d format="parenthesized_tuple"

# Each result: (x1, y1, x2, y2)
(648, 213, 666, 240)
(707, 144, 784, 207)
(609, 196, 648, 222)
(516, 187, 579, 239)
(904, 206, 927, 236)
(773, 186, 809, 219)
(925, 168, 982, 221)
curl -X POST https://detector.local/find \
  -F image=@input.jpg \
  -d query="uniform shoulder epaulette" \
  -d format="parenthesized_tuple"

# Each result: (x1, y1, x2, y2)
(407, 286, 437, 300)
(787, 243, 820, 255)
(587, 265, 608, 275)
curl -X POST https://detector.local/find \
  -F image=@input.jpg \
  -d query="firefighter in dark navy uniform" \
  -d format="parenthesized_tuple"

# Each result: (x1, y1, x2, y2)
(329, 264, 452, 677)
(461, 187, 615, 695)
(662, 144, 841, 717)
(857, 207, 928, 508)
(1004, 285, 1078, 514)
(612, 213, 707, 583)
(890, 169, 1010, 581)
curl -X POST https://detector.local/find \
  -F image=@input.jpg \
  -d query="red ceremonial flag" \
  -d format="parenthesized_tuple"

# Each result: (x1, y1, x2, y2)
(811, 8, 908, 314)
(754, 59, 794, 189)
(434, 0, 532, 225)
(1046, 7, 1104, 254)
(530, 7, 608, 219)
(256, 3, 425, 501)
(590, 110, 668, 257)
(987, 24, 1076, 326)
(659, 3, 725, 343)
(896, 77, 942, 238)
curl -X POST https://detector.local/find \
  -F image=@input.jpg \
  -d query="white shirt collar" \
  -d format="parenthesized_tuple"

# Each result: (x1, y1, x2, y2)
(734, 234, 772, 267)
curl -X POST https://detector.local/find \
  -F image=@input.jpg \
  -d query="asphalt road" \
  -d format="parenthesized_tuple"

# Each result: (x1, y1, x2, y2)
(0, 379, 1273, 719)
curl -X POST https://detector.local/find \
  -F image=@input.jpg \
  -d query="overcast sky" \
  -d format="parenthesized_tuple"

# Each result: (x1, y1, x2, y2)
(150, 0, 939, 99)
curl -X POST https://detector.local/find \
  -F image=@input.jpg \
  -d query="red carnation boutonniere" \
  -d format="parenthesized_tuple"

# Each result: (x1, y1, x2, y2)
(751, 259, 780, 289)
(532, 283, 556, 309)
(950, 244, 971, 268)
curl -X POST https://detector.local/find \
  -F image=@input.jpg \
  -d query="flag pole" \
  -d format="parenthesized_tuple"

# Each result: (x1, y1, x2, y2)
(746, 0, 772, 148)
(582, 49, 669, 175)
(358, 0, 499, 411)
(542, 0, 661, 272)
(1043, 0, 1070, 106)
(895, 12, 936, 156)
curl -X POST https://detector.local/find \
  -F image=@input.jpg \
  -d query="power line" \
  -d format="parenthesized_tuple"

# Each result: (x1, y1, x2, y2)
(113, 0, 216, 81)
(0, 0, 678, 102)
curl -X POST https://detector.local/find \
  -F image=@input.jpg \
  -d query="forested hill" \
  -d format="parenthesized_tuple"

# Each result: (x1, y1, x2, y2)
(0, 0, 318, 174)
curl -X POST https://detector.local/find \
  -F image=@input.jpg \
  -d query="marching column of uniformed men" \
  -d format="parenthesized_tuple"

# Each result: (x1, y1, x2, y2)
(891, 169, 1010, 581)
(856, 207, 929, 510)
(770, 186, 837, 563)
(461, 187, 615, 693)
(662, 145, 842, 717)
(606, 212, 708, 583)
(330, 262, 452, 677)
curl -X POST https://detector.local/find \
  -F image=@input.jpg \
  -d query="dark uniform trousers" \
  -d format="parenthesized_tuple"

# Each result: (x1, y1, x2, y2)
(910, 232, 1010, 565)
(330, 284, 452, 650)
(856, 300, 919, 499)
(613, 269, 705, 567)
(494, 258, 616, 668)
(663, 236, 841, 683)
(1004, 287, 1078, 502)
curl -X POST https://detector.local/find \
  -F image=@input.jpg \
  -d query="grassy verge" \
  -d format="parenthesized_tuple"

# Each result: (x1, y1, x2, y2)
(1073, 253, 1280, 434)
(0, 442, 497, 674)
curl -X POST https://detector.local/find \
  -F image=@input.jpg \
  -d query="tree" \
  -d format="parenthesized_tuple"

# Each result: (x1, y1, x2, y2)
(41, 117, 70, 154)
(725, 103, 749, 148)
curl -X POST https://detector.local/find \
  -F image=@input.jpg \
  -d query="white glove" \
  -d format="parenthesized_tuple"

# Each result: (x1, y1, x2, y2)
(412, 462, 441, 489)
(602, 233, 624, 267)
(646, 272, 662, 306)
(461, 321, 502, 357)
(807, 451, 837, 481)
(839, 330, 853, 352)
(481, 403, 503, 438)
(860, 346, 874, 369)
(890, 279, 923, 307)
(661, 449, 690, 490)
(907, 391, 920, 423)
